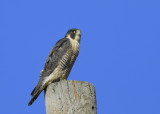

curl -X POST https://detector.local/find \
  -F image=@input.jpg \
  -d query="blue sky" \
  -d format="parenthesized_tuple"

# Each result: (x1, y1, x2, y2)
(1, 0, 160, 114)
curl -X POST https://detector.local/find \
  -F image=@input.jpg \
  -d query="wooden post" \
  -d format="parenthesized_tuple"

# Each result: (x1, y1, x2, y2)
(44, 80, 97, 114)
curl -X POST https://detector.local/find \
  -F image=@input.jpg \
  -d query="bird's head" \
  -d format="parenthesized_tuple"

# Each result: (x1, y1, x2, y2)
(65, 29, 81, 42)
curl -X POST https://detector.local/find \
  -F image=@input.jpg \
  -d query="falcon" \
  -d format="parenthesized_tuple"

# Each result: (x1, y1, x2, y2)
(28, 29, 81, 106)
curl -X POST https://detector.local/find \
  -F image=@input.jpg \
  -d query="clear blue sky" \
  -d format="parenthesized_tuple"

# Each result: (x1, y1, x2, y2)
(1, 0, 160, 114)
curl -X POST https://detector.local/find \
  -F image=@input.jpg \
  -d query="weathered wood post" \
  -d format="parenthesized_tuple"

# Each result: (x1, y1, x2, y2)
(44, 80, 97, 114)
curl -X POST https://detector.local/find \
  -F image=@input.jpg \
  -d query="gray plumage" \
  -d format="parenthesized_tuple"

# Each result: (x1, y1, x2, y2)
(28, 29, 81, 106)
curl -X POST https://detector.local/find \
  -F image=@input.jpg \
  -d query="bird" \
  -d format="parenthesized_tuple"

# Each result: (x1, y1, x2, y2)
(28, 28, 81, 106)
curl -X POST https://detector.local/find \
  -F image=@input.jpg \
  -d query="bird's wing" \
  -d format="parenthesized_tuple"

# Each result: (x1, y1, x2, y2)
(28, 38, 71, 106)
(30, 38, 70, 96)
(41, 37, 71, 78)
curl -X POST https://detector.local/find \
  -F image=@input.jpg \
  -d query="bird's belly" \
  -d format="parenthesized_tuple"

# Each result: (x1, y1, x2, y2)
(43, 67, 67, 85)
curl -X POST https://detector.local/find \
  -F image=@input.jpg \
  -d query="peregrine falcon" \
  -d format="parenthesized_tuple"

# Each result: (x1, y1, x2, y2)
(28, 29, 81, 106)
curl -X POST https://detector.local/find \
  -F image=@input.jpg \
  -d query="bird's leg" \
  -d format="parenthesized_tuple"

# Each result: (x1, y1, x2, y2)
(60, 76, 67, 81)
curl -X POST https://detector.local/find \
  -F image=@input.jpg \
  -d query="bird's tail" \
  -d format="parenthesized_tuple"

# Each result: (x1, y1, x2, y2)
(28, 77, 59, 106)
(28, 85, 44, 106)
(31, 83, 40, 96)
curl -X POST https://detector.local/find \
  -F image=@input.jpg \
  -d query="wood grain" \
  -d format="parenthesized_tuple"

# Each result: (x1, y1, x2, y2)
(45, 80, 96, 114)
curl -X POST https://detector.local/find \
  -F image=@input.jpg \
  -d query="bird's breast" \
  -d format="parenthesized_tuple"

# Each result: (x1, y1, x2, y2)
(70, 39, 79, 61)
(45, 39, 80, 81)
(71, 39, 79, 54)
